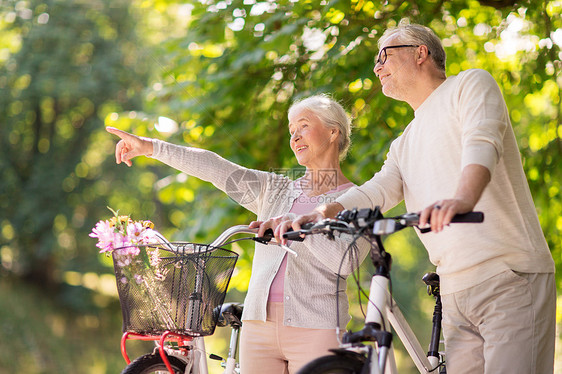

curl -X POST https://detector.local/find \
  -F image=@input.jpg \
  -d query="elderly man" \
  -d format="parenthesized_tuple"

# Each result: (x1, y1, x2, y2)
(278, 21, 556, 373)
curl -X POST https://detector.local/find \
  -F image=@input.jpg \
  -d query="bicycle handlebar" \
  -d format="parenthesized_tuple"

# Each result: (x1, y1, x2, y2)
(396, 211, 484, 226)
(209, 225, 260, 247)
(146, 226, 276, 253)
(208, 225, 297, 256)
(448, 211, 484, 223)
(281, 223, 316, 242)
(283, 207, 484, 240)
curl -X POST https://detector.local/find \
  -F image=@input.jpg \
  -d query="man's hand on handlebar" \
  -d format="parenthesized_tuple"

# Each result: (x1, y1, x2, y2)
(421, 164, 490, 232)
(419, 198, 474, 233)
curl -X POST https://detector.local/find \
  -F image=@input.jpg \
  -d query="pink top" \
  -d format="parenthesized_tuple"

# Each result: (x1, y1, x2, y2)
(267, 180, 354, 302)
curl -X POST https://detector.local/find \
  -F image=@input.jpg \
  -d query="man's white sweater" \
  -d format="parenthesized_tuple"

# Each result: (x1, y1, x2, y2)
(336, 69, 554, 294)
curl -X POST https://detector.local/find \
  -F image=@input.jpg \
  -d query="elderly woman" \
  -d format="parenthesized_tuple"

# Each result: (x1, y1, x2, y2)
(107, 94, 368, 374)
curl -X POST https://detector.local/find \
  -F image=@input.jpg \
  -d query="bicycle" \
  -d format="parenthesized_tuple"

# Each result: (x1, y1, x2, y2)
(114, 225, 288, 374)
(282, 207, 484, 374)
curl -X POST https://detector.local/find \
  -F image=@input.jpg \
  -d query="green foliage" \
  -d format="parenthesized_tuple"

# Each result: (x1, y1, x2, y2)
(138, 0, 561, 287)
(140, 1, 561, 370)
(0, 0, 154, 290)
(0, 278, 137, 373)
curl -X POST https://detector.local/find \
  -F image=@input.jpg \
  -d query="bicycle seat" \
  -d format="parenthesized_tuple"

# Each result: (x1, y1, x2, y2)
(216, 302, 244, 329)
(422, 272, 439, 287)
(422, 272, 440, 297)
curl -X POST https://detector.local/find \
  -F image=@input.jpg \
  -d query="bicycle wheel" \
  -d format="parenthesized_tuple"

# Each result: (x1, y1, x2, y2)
(297, 353, 365, 374)
(120, 353, 189, 374)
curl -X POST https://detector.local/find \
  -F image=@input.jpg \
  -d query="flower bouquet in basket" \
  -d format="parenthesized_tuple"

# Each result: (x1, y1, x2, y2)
(91, 208, 239, 336)
(90, 208, 178, 333)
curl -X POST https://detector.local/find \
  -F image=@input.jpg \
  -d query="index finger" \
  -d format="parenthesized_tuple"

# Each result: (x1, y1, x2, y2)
(291, 216, 304, 232)
(277, 220, 295, 245)
(419, 204, 434, 227)
(279, 214, 313, 244)
(257, 220, 272, 238)
(106, 126, 134, 141)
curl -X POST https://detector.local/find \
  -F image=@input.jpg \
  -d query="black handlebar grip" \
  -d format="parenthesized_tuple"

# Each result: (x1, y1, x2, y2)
(262, 228, 274, 240)
(450, 212, 484, 223)
(283, 230, 305, 241)
(281, 222, 315, 241)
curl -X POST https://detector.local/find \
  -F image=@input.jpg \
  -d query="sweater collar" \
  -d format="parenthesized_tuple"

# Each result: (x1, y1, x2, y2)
(414, 75, 455, 117)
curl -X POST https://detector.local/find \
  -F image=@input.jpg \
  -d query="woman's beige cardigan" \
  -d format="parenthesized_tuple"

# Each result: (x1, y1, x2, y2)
(152, 139, 368, 329)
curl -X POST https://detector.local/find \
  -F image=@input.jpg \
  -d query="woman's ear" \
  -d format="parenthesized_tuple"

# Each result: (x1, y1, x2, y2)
(330, 128, 339, 142)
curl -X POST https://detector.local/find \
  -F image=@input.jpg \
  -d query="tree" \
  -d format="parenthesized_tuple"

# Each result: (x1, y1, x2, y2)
(129, 2, 560, 370)
(0, 0, 153, 290)
(0, 0, 559, 372)
(133, 0, 560, 288)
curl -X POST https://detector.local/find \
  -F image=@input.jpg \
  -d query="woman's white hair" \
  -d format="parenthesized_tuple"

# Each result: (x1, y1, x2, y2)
(288, 94, 352, 160)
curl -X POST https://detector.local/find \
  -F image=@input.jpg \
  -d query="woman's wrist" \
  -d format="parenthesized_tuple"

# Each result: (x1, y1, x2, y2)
(144, 138, 154, 157)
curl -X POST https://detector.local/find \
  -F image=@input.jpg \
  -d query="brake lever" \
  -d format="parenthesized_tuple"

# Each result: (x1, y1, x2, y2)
(253, 229, 298, 256)
(253, 228, 274, 244)
(279, 219, 356, 246)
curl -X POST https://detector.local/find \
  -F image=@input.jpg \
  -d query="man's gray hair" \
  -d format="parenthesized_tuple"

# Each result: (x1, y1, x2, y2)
(288, 94, 352, 160)
(378, 19, 446, 72)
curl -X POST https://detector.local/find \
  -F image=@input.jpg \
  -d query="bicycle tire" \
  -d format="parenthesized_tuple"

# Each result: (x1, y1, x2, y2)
(120, 353, 189, 374)
(297, 353, 365, 374)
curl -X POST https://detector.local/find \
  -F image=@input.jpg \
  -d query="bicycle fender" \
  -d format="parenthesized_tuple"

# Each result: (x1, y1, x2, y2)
(327, 348, 367, 363)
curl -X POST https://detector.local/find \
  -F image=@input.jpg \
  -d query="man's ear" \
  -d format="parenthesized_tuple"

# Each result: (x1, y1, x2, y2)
(417, 45, 430, 65)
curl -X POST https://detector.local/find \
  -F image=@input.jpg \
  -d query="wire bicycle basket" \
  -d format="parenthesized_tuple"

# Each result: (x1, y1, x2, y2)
(112, 242, 239, 337)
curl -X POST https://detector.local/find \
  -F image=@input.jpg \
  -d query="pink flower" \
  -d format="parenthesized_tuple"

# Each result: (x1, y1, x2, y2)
(116, 257, 131, 267)
(89, 220, 112, 241)
(142, 228, 159, 244)
(114, 234, 140, 257)
(91, 212, 165, 283)
(90, 220, 116, 253)
(127, 222, 145, 244)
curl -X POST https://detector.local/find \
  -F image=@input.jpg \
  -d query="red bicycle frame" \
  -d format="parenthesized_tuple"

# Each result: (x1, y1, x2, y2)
(121, 331, 194, 372)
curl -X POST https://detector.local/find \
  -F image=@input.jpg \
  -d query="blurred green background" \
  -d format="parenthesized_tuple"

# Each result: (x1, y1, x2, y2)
(0, 0, 560, 373)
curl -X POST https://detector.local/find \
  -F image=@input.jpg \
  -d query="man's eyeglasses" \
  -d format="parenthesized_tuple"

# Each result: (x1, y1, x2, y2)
(375, 45, 429, 66)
